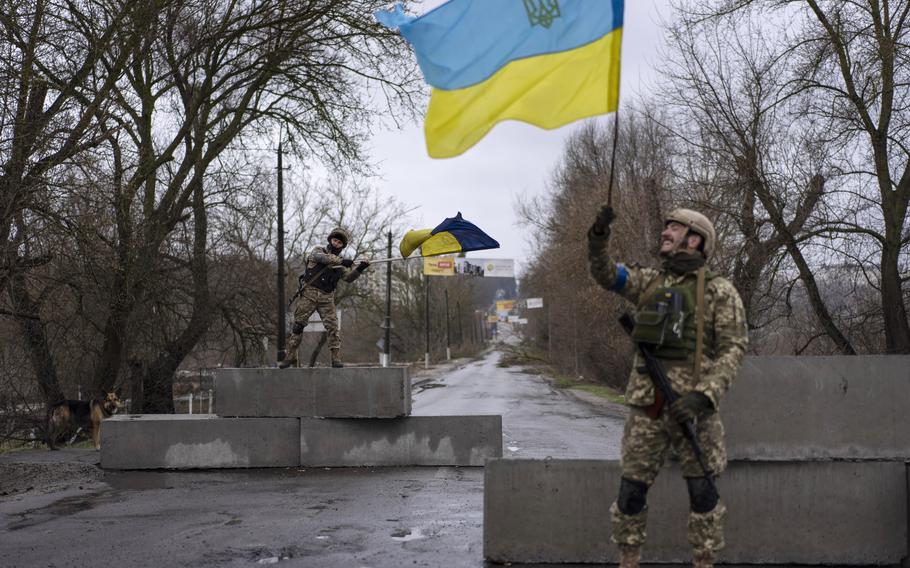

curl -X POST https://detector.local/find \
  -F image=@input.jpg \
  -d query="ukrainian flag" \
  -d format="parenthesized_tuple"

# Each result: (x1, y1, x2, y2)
(399, 212, 500, 258)
(376, 0, 624, 158)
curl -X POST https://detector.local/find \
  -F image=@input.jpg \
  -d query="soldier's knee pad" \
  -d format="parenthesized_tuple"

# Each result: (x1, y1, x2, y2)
(292, 322, 305, 334)
(686, 476, 719, 513)
(617, 477, 649, 515)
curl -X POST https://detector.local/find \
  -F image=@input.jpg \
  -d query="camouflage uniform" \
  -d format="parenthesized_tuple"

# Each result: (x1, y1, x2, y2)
(284, 242, 365, 367)
(588, 232, 748, 557)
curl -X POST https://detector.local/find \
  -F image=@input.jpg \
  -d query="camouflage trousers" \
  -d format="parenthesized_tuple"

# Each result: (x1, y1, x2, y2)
(285, 288, 340, 363)
(611, 406, 727, 554)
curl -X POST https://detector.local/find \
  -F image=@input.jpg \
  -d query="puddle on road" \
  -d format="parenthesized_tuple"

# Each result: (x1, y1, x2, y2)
(391, 527, 425, 542)
(8, 490, 118, 531)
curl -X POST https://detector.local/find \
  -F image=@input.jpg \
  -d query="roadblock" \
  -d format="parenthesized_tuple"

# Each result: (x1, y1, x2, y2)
(483, 355, 910, 564)
(101, 367, 502, 469)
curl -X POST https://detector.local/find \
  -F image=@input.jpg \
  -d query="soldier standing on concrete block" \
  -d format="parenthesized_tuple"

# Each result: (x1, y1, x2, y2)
(587, 206, 748, 568)
(279, 227, 370, 369)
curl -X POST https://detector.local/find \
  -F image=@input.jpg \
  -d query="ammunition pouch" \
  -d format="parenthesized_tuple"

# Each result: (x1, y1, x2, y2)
(631, 287, 690, 359)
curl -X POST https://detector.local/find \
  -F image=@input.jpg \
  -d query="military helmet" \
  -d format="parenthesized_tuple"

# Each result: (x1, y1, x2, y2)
(665, 208, 716, 258)
(327, 226, 351, 247)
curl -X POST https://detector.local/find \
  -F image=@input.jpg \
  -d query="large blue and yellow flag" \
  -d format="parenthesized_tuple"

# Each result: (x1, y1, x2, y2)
(400, 212, 500, 258)
(376, 0, 624, 158)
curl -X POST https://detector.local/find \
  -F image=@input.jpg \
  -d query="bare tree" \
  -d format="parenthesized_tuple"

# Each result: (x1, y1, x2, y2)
(659, 7, 855, 353)
(689, 0, 910, 352)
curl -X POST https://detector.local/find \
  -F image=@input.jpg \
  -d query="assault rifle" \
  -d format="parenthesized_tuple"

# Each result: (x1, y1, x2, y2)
(619, 313, 716, 491)
(286, 265, 330, 309)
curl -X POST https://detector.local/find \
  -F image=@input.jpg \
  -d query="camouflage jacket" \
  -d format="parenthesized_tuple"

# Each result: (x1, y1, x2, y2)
(588, 232, 748, 409)
(302, 245, 363, 295)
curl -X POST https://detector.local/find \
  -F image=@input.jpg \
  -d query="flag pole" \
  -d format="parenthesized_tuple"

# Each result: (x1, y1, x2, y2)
(606, 13, 624, 208)
(606, 111, 620, 207)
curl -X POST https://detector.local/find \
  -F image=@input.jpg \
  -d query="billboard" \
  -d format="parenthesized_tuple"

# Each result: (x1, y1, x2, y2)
(424, 256, 456, 276)
(457, 258, 515, 278)
(423, 257, 515, 278)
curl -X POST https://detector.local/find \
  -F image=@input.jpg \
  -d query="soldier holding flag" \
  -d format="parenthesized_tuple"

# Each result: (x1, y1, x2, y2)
(279, 227, 369, 369)
(587, 206, 748, 568)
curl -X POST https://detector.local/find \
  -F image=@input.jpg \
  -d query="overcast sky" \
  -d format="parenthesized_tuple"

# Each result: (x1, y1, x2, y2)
(366, 0, 677, 274)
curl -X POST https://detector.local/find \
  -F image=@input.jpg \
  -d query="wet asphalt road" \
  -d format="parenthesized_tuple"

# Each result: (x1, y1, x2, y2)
(0, 349, 626, 568)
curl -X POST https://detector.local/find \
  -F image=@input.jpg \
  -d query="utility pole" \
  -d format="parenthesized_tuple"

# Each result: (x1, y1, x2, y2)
(382, 230, 392, 367)
(276, 139, 286, 364)
(424, 274, 430, 369)
(445, 287, 451, 360)
(456, 300, 463, 346)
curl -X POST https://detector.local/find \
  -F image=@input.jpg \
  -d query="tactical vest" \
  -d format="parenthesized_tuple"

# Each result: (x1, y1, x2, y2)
(631, 271, 716, 360)
(302, 251, 342, 294)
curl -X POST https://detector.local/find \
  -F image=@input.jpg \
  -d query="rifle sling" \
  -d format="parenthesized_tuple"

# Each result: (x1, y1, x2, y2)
(288, 264, 331, 308)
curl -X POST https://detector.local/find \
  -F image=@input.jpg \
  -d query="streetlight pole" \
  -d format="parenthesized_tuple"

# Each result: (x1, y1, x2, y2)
(382, 230, 392, 367)
(445, 287, 451, 360)
(424, 274, 430, 369)
(276, 139, 286, 364)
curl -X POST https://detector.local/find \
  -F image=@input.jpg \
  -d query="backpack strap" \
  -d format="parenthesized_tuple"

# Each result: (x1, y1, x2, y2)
(694, 266, 706, 382)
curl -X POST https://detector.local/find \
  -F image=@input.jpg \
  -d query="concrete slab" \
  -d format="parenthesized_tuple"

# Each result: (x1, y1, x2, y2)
(214, 367, 411, 418)
(300, 415, 502, 467)
(484, 459, 906, 565)
(101, 415, 299, 469)
(724, 355, 910, 460)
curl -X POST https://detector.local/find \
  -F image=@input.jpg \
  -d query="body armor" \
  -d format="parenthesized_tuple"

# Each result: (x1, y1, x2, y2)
(632, 272, 716, 360)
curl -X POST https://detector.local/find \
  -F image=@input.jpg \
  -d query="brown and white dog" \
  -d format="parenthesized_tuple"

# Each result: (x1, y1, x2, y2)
(47, 391, 123, 450)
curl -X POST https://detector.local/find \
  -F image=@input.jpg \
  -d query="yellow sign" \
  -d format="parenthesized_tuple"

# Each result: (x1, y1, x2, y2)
(423, 256, 456, 276)
(496, 300, 515, 312)
(487, 315, 499, 323)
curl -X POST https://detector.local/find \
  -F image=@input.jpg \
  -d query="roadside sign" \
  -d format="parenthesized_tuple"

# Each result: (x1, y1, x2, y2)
(526, 297, 544, 309)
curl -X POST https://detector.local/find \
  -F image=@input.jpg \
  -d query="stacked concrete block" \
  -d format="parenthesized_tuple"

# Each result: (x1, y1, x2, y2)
(484, 459, 906, 564)
(102, 366, 502, 469)
(725, 355, 910, 460)
(215, 367, 411, 418)
(484, 355, 910, 564)
(101, 415, 299, 470)
(299, 416, 502, 467)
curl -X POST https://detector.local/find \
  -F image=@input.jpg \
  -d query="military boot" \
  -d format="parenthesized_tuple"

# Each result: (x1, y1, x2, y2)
(330, 348, 344, 368)
(618, 544, 640, 568)
(280, 335, 302, 369)
(693, 550, 715, 568)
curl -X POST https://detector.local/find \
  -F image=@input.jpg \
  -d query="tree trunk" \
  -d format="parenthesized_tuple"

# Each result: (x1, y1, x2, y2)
(7, 270, 63, 405)
(880, 243, 910, 353)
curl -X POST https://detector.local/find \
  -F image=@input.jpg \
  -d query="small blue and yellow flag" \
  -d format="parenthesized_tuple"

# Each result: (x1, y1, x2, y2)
(399, 212, 500, 258)
(376, 0, 624, 158)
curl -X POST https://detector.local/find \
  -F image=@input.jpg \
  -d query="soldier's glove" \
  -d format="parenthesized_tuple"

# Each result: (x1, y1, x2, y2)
(341, 258, 354, 268)
(356, 260, 370, 272)
(587, 205, 616, 239)
(670, 392, 714, 424)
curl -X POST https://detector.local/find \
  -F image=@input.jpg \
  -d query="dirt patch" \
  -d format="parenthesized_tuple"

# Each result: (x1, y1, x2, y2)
(0, 461, 103, 499)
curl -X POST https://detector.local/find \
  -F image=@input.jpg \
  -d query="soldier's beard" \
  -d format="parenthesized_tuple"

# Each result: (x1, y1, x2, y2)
(328, 244, 343, 254)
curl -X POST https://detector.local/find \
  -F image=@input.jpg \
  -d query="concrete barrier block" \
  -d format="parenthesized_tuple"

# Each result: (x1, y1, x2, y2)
(484, 459, 906, 565)
(101, 415, 299, 469)
(214, 367, 411, 418)
(724, 355, 910, 460)
(300, 415, 502, 467)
